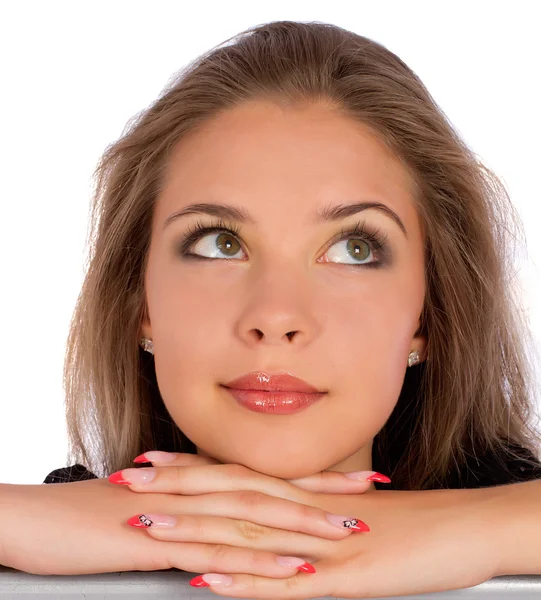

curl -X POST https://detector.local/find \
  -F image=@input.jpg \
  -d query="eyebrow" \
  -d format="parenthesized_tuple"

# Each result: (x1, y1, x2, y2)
(163, 200, 408, 238)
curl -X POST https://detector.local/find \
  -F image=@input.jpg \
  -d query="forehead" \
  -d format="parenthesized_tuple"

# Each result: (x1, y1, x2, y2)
(157, 100, 420, 233)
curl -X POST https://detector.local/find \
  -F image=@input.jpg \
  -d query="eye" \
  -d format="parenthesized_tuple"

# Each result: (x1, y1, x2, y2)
(178, 218, 389, 269)
(179, 219, 244, 260)
(318, 220, 389, 269)
(322, 237, 375, 266)
(189, 230, 244, 260)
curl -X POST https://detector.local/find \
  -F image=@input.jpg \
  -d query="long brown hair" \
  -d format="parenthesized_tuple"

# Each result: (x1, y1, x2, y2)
(62, 20, 541, 490)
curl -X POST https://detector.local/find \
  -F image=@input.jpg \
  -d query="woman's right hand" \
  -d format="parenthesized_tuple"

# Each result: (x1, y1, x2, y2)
(0, 474, 367, 577)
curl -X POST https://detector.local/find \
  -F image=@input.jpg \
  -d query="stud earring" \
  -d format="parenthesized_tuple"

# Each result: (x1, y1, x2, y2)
(139, 338, 421, 365)
(140, 338, 154, 355)
(408, 350, 420, 367)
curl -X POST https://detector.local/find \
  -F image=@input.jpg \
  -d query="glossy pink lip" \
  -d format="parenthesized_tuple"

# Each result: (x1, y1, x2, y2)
(221, 372, 326, 415)
(222, 371, 325, 393)
(222, 388, 326, 414)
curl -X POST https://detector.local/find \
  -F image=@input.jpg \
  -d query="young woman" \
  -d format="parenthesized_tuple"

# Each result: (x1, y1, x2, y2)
(3, 19, 541, 598)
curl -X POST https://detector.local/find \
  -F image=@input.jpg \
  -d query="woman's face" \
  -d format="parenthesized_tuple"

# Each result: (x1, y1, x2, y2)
(141, 100, 427, 479)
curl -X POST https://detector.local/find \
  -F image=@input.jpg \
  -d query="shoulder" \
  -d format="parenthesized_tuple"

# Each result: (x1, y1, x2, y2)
(43, 463, 98, 484)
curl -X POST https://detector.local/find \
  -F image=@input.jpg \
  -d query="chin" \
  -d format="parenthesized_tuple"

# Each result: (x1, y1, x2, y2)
(237, 459, 320, 480)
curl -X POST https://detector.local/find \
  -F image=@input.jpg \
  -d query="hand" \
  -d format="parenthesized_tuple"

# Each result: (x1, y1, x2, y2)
(2, 473, 365, 578)
(205, 487, 501, 599)
(112, 457, 503, 599)
(107, 457, 375, 582)
(131, 450, 388, 494)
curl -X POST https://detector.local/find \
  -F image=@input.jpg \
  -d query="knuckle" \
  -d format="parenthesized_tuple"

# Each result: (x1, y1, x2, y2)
(223, 463, 249, 478)
(285, 571, 304, 591)
(172, 466, 186, 483)
(176, 514, 204, 537)
(295, 500, 320, 526)
(235, 519, 268, 541)
(236, 489, 267, 509)
(206, 543, 230, 570)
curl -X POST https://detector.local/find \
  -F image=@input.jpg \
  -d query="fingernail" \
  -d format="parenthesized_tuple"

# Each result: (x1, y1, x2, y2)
(133, 451, 176, 463)
(127, 513, 177, 528)
(276, 556, 316, 572)
(344, 470, 391, 483)
(108, 468, 156, 485)
(325, 513, 370, 532)
(190, 573, 233, 587)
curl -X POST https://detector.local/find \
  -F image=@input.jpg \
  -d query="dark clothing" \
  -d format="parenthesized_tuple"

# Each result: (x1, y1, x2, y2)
(44, 463, 99, 484)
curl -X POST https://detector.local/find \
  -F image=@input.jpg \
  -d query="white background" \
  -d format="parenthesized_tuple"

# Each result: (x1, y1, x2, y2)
(1, 1, 540, 484)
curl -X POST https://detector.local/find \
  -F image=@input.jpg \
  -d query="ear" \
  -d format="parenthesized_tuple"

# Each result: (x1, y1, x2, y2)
(139, 303, 152, 341)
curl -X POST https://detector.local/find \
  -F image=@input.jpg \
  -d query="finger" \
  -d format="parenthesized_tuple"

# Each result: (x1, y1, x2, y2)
(110, 465, 370, 537)
(128, 511, 325, 558)
(187, 564, 339, 599)
(133, 451, 220, 467)
(110, 463, 301, 502)
(287, 470, 390, 494)
(157, 539, 318, 580)
(126, 490, 369, 541)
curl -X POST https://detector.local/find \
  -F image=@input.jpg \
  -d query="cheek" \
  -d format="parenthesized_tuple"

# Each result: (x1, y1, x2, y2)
(330, 290, 417, 405)
(145, 265, 229, 395)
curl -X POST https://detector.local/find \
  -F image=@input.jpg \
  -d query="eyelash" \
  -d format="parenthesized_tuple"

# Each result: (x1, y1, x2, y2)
(178, 217, 390, 268)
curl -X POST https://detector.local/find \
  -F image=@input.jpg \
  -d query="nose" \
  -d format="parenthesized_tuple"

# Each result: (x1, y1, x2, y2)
(233, 264, 321, 348)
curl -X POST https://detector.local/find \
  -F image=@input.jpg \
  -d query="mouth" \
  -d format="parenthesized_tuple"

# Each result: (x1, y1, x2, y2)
(222, 371, 325, 394)
(221, 371, 327, 414)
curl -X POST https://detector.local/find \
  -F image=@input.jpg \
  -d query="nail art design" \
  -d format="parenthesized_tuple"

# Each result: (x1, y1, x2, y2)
(325, 512, 371, 532)
(126, 513, 177, 528)
(340, 517, 370, 532)
(127, 514, 153, 528)
(344, 518, 361, 529)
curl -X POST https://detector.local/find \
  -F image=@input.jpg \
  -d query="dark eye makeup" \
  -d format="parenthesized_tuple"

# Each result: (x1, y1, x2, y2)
(175, 217, 392, 269)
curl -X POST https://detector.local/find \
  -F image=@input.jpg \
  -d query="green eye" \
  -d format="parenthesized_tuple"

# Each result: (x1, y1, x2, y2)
(179, 218, 390, 269)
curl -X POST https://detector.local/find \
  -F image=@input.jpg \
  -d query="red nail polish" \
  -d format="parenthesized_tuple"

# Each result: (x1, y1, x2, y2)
(346, 518, 371, 532)
(127, 514, 151, 528)
(190, 575, 210, 587)
(108, 471, 131, 485)
(365, 472, 391, 483)
(133, 454, 150, 463)
(298, 562, 316, 573)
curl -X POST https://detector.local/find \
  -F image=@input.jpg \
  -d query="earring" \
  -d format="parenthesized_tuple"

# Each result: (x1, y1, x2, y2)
(140, 338, 420, 365)
(140, 337, 154, 355)
(408, 350, 420, 367)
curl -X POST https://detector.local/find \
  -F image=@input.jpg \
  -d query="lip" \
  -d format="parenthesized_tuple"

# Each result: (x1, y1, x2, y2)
(222, 388, 326, 414)
(221, 371, 326, 415)
(222, 371, 324, 393)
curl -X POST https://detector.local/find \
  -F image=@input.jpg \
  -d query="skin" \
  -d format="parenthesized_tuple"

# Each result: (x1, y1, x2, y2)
(140, 99, 427, 484)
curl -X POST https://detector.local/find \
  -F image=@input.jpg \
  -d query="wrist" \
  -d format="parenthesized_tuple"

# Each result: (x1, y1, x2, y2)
(484, 479, 541, 576)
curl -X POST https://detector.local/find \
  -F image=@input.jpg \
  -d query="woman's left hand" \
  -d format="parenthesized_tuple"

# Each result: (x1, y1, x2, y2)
(130, 450, 386, 494)
(112, 452, 502, 599)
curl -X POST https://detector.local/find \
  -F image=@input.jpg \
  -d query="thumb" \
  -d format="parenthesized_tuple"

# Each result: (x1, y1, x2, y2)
(287, 470, 390, 494)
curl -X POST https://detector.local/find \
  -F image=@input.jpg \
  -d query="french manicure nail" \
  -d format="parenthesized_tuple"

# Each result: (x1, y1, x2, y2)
(127, 513, 177, 528)
(276, 556, 316, 572)
(133, 451, 176, 463)
(190, 573, 233, 587)
(325, 512, 370, 532)
(344, 470, 391, 483)
(108, 467, 156, 485)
